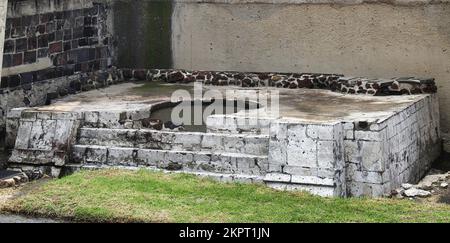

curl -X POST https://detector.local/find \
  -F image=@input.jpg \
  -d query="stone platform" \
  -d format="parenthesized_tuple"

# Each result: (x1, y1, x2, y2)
(4, 78, 441, 197)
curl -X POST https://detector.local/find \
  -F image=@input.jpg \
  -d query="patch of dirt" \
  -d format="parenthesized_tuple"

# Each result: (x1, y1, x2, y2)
(0, 187, 16, 207)
(395, 167, 450, 205)
(0, 178, 51, 211)
(0, 178, 68, 223)
(428, 155, 450, 204)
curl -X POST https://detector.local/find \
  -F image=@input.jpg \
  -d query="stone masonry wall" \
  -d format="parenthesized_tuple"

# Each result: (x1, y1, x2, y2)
(0, 0, 7, 78)
(263, 94, 441, 197)
(266, 121, 346, 197)
(0, 0, 113, 146)
(0, 67, 122, 148)
(2, 0, 111, 81)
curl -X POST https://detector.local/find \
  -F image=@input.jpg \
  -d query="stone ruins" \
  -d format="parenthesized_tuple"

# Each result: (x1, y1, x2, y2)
(0, 0, 446, 197)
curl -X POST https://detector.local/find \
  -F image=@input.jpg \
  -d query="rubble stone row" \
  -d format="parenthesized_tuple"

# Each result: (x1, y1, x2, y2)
(119, 68, 438, 96)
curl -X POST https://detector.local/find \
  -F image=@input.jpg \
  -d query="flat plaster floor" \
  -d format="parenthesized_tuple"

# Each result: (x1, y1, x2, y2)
(37, 81, 427, 124)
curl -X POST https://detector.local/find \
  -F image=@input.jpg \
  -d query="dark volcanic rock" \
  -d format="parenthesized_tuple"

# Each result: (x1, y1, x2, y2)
(167, 71, 185, 83)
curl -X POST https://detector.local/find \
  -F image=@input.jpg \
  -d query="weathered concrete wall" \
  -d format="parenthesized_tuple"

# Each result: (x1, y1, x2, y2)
(0, 0, 7, 79)
(112, 0, 172, 69)
(171, 2, 450, 136)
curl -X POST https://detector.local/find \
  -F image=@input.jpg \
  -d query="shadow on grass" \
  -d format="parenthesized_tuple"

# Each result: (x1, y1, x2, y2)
(2, 169, 450, 223)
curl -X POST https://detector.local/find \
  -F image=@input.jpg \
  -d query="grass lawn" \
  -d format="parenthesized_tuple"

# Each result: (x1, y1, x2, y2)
(2, 169, 450, 223)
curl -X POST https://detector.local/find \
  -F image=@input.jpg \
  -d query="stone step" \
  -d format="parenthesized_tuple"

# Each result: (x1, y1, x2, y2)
(77, 128, 269, 156)
(62, 164, 265, 184)
(71, 145, 269, 176)
(263, 173, 339, 197)
(206, 114, 275, 135)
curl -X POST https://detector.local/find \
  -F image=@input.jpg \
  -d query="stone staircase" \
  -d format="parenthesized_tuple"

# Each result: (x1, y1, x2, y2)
(6, 107, 350, 197)
(69, 128, 270, 181)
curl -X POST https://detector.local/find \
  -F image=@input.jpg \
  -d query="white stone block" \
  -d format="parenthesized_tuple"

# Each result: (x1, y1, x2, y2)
(193, 153, 212, 164)
(166, 151, 194, 164)
(290, 175, 334, 187)
(287, 124, 317, 167)
(264, 173, 291, 183)
(283, 165, 317, 177)
(345, 130, 354, 140)
(359, 141, 385, 172)
(244, 136, 269, 155)
(306, 124, 335, 140)
(174, 133, 202, 149)
(317, 140, 336, 169)
(15, 121, 33, 150)
(28, 119, 56, 150)
(354, 130, 383, 141)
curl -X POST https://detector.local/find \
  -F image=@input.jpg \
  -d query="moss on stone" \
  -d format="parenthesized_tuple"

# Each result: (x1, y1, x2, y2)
(114, 0, 173, 69)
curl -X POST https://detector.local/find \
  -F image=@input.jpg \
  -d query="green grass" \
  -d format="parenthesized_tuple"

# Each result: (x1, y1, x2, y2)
(3, 169, 450, 223)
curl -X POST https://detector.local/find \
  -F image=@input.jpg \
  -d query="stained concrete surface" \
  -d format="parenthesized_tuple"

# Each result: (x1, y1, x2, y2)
(38, 81, 426, 123)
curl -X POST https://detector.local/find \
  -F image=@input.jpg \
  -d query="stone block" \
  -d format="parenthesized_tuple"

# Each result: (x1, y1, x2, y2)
(85, 146, 107, 164)
(174, 133, 202, 150)
(136, 149, 166, 166)
(166, 151, 194, 165)
(201, 134, 223, 150)
(359, 141, 386, 172)
(306, 124, 336, 140)
(71, 145, 86, 164)
(243, 136, 269, 155)
(347, 181, 386, 198)
(264, 173, 292, 183)
(286, 124, 317, 167)
(223, 136, 245, 153)
(317, 140, 336, 169)
(108, 147, 136, 165)
(53, 119, 79, 153)
(28, 119, 56, 150)
(193, 153, 212, 164)
(97, 111, 121, 127)
(290, 175, 334, 187)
